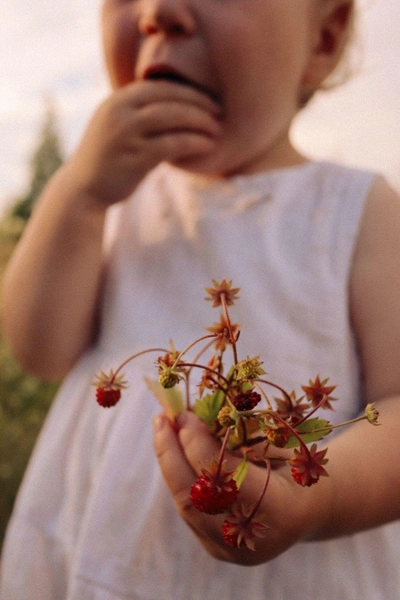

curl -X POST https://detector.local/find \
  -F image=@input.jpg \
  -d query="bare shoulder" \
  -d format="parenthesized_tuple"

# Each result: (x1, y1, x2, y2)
(350, 176, 400, 402)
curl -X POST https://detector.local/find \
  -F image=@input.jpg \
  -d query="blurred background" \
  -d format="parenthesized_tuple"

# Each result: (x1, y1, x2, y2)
(0, 0, 399, 544)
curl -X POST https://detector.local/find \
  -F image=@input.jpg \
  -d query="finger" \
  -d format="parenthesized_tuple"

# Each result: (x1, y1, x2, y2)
(176, 411, 243, 475)
(135, 102, 222, 140)
(123, 79, 223, 117)
(153, 413, 199, 503)
(153, 413, 249, 563)
(152, 413, 222, 540)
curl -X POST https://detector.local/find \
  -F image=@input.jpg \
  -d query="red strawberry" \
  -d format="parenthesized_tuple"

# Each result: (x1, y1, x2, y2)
(232, 390, 261, 411)
(95, 387, 121, 408)
(221, 520, 240, 547)
(221, 504, 270, 550)
(190, 469, 238, 515)
(92, 369, 128, 408)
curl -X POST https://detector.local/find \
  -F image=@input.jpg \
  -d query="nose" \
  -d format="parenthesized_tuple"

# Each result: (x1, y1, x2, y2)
(138, 0, 196, 36)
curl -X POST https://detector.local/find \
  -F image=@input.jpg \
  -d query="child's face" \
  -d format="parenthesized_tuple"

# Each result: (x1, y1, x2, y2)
(102, 0, 323, 175)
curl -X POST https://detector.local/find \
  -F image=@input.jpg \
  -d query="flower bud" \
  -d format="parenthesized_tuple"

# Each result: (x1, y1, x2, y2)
(365, 403, 379, 425)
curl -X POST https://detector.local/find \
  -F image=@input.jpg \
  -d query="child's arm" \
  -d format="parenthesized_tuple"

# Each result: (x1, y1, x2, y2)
(153, 177, 400, 565)
(1, 81, 221, 380)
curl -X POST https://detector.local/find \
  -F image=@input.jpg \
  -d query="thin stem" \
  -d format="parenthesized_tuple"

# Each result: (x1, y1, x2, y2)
(185, 338, 221, 404)
(268, 410, 311, 458)
(191, 338, 219, 367)
(258, 379, 293, 405)
(113, 348, 170, 379)
(184, 375, 191, 411)
(246, 458, 272, 524)
(180, 362, 231, 390)
(255, 382, 273, 410)
(172, 334, 218, 369)
(216, 426, 233, 474)
(305, 414, 369, 434)
(294, 393, 329, 427)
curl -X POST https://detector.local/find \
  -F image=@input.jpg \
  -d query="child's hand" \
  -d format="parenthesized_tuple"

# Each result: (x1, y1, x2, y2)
(153, 410, 329, 566)
(69, 80, 222, 206)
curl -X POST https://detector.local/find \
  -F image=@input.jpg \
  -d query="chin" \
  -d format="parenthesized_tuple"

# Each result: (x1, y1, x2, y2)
(169, 155, 224, 178)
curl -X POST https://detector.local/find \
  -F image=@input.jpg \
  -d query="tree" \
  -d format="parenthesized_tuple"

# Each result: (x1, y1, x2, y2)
(11, 99, 64, 222)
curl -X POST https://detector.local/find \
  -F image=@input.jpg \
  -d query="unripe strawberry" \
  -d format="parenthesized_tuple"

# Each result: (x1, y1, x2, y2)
(266, 424, 290, 448)
(158, 367, 180, 389)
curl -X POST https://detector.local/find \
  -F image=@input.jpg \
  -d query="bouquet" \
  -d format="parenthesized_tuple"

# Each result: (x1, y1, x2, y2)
(92, 280, 379, 550)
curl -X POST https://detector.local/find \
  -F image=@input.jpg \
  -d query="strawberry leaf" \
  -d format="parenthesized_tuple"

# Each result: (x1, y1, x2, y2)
(232, 458, 249, 489)
(193, 390, 225, 429)
(284, 418, 332, 448)
(145, 377, 185, 420)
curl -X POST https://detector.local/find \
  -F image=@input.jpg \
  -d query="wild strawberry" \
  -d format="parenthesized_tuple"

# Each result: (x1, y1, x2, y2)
(302, 376, 336, 410)
(190, 461, 238, 514)
(235, 356, 266, 382)
(221, 503, 269, 550)
(365, 402, 379, 425)
(96, 387, 121, 408)
(288, 443, 329, 487)
(221, 520, 240, 547)
(266, 424, 290, 448)
(206, 315, 240, 352)
(204, 279, 240, 308)
(232, 390, 261, 411)
(158, 365, 181, 388)
(92, 370, 128, 408)
(217, 405, 238, 428)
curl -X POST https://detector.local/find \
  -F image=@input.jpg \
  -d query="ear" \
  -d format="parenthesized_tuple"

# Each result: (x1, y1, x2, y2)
(302, 1, 354, 91)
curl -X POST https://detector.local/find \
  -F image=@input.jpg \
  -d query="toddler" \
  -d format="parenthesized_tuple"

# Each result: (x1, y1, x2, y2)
(1, 0, 400, 598)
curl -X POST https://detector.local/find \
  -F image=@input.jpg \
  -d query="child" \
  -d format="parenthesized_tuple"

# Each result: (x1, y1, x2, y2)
(1, 0, 400, 598)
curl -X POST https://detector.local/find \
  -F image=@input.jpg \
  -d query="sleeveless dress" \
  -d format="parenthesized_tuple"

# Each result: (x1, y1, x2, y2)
(1, 161, 399, 600)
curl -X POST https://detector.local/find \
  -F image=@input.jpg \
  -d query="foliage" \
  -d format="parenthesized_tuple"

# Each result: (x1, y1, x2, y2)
(10, 100, 64, 224)
(0, 101, 63, 546)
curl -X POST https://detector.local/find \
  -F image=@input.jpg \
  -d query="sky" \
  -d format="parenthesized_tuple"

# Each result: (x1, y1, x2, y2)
(0, 0, 399, 215)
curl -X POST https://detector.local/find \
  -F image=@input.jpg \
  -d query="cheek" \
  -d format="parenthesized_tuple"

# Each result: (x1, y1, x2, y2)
(102, 10, 137, 88)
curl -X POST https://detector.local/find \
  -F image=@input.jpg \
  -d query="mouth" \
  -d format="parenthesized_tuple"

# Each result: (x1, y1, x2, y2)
(144, 65, 221, 104)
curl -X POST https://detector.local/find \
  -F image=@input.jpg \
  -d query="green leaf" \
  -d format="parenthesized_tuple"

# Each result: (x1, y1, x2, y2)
(193, 391, 225, 429)
(232, 458, 249, 489)
(145, 377, 185, 419)
(284, 418, 332, 449)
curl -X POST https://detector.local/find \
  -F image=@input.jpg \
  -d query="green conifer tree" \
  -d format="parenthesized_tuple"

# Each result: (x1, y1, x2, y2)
(11, 99, 64, 222)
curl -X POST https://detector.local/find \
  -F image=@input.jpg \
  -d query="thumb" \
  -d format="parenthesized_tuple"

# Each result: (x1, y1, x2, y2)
(153, 412, 220, 527)
(176, 410, 243, 475)
(152, 411, 199, 504)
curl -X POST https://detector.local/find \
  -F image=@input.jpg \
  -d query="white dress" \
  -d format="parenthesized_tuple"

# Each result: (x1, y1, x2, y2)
(1, 161, 399, 600)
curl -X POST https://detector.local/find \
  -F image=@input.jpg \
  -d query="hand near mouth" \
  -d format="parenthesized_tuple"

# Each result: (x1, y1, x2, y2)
(68, 78, 223, 207)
